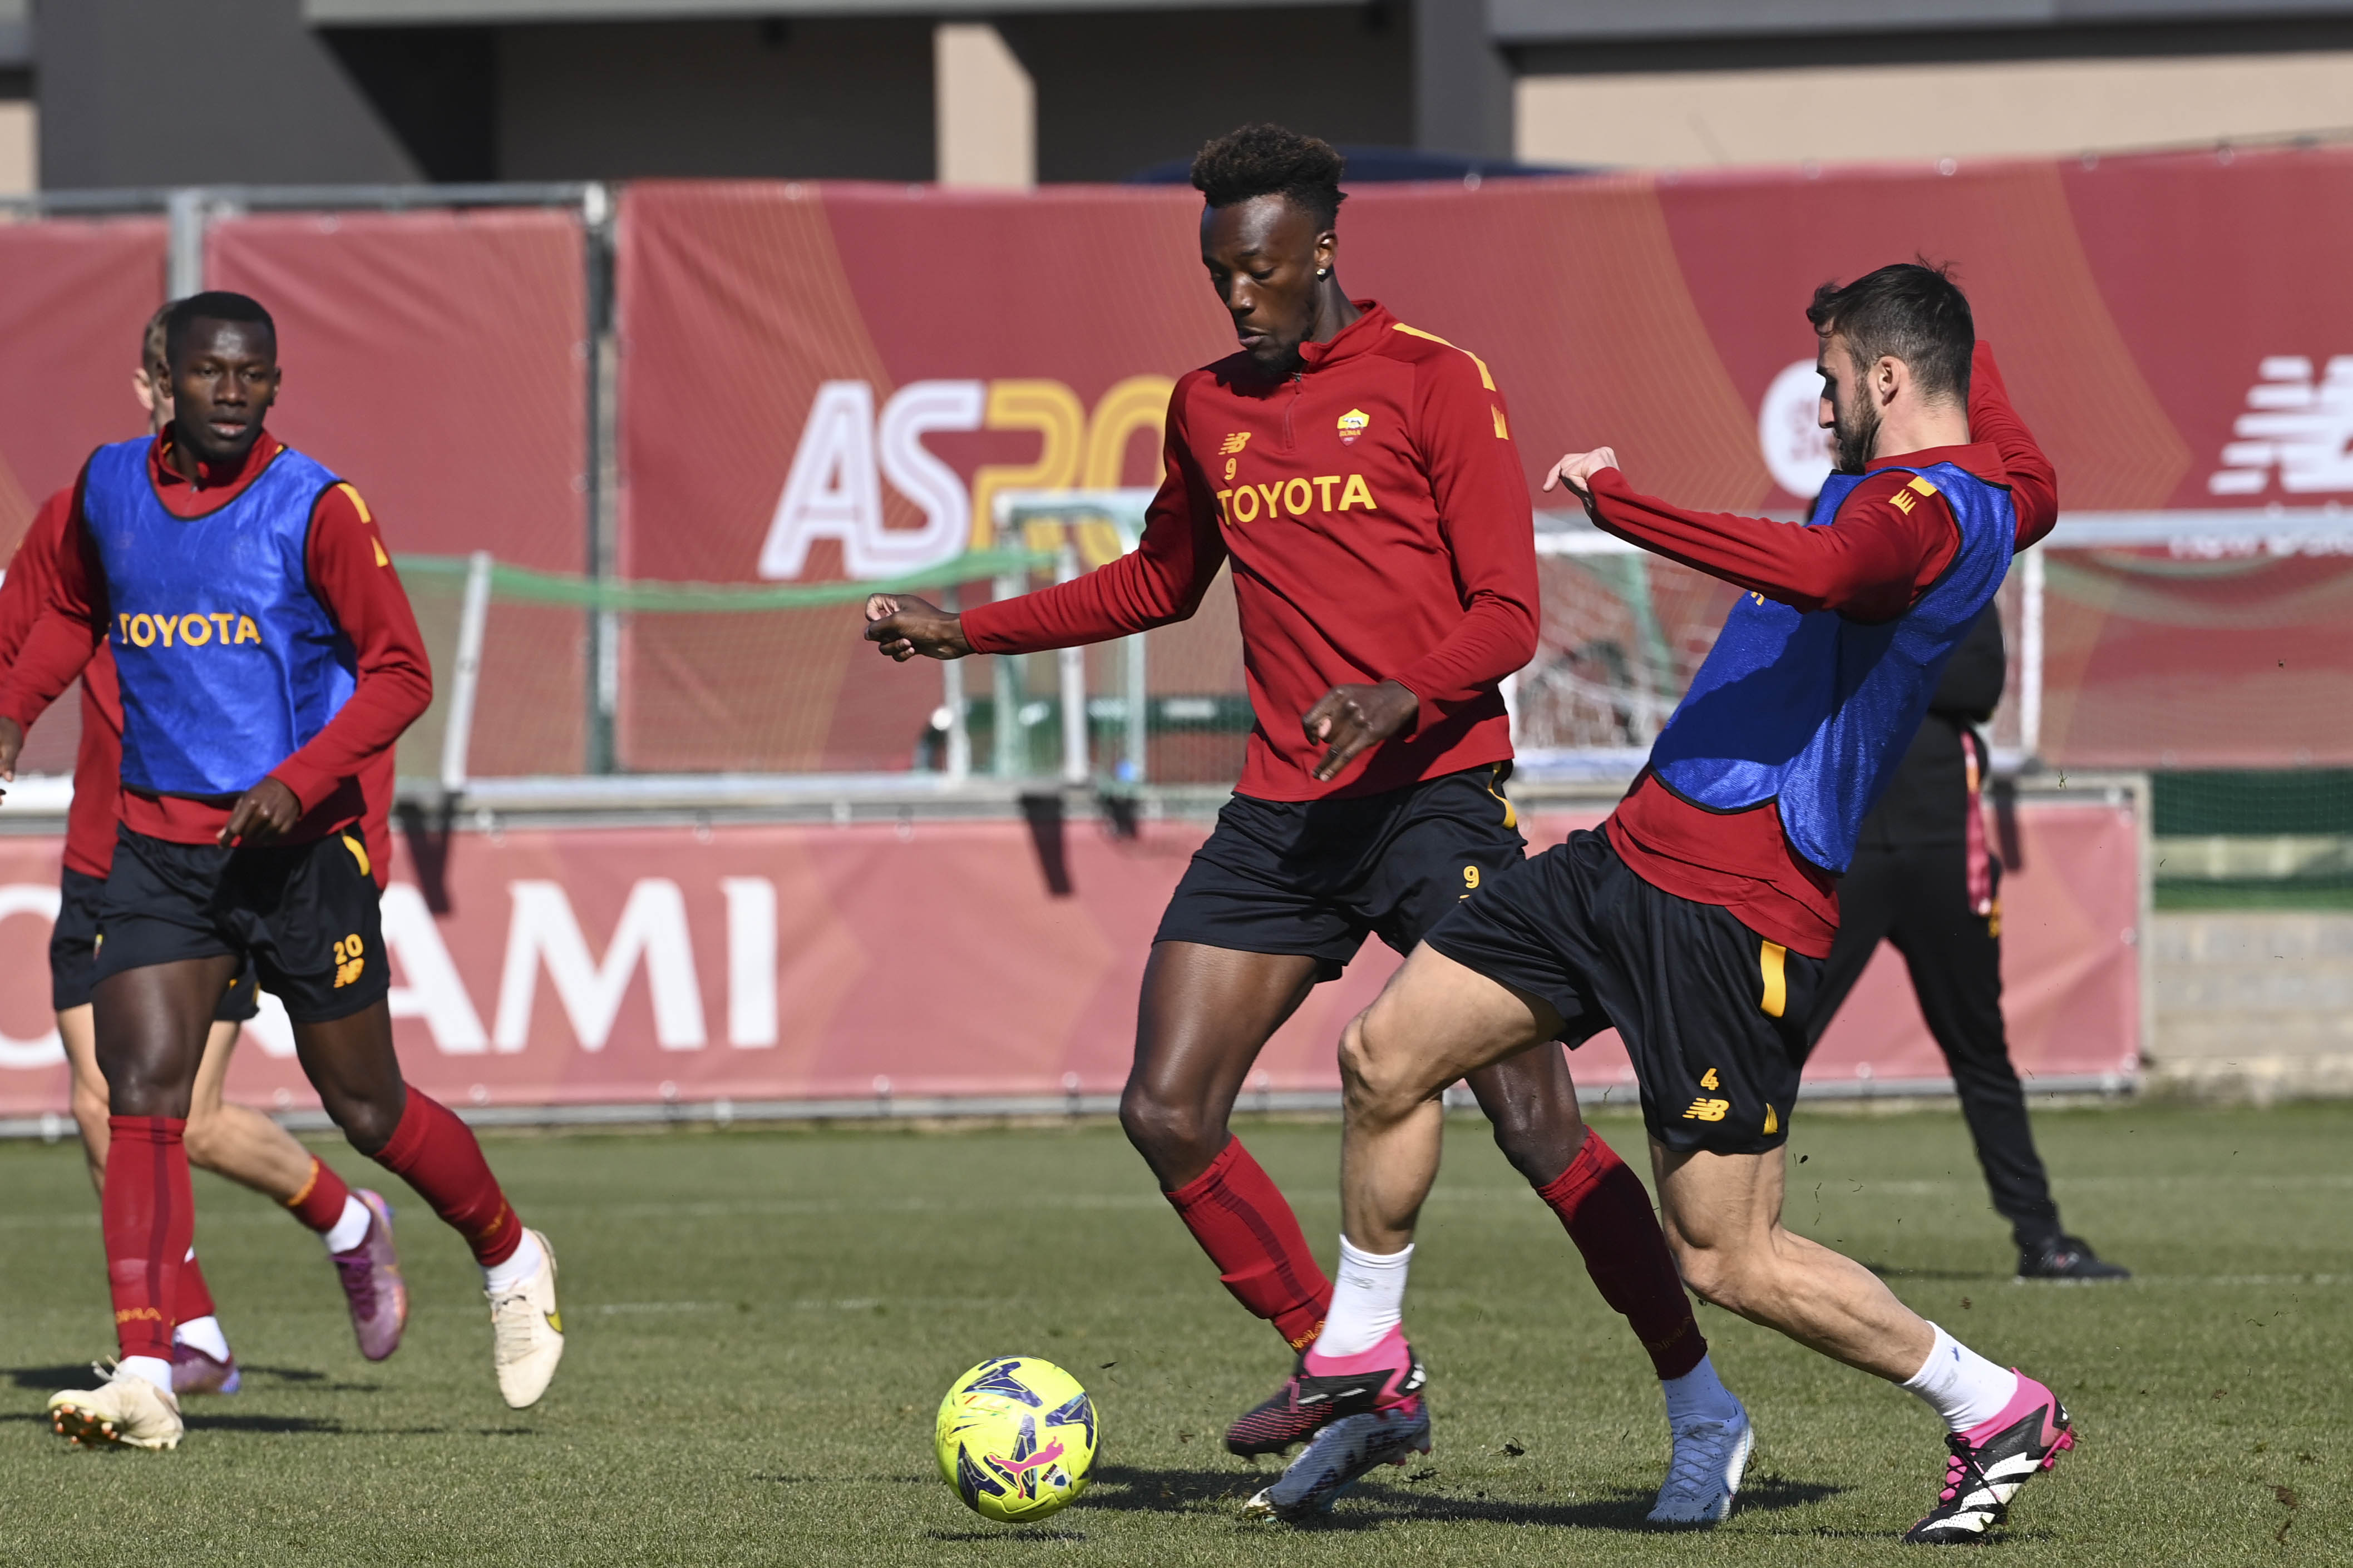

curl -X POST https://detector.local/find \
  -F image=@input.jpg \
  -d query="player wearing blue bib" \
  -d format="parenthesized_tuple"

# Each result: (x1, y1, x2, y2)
(1239, 266, 2077, 1541)
(0, 293, 564, 1450)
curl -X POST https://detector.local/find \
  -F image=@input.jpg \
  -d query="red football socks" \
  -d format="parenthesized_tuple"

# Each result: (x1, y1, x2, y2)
(102, 1116, 193, 1361)
(1163, 1138, 1333, 1349)
(370, 1089, 523, 1267)
(283, 1154, 354, 1233)
(177, 1247, 218, 1325)
(1535, 1129, 1708, 1381)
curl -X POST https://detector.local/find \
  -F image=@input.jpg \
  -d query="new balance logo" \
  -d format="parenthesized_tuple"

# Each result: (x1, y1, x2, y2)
(1683, 1098, 1730, 1122)
(2208, 356, 2353, 496)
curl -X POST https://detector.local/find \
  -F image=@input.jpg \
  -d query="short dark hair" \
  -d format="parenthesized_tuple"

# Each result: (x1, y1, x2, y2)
(140, 304, 170, 369)
(1805, 263, 1972, 403)
(1190, 124, 1346, 229)
(162, 290, 275, 366)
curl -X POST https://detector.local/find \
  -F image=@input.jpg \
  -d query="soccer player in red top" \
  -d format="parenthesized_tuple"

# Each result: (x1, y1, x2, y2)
(1281, 265, 2077, 1540)
(0, 306, 407, 1395)
(0, 292, 563, 1449)
(866, 125, 1747, 1522)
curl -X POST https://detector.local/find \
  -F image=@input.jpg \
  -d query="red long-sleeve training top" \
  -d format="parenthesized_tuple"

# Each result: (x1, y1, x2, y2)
(0, 431, 427, 862)
(1595, 341, 2056, 956)
(963, 300, 1538, 799)
(0, 487, 122, 878)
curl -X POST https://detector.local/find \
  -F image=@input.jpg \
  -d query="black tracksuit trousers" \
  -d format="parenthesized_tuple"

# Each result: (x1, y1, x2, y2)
(1803, 840, 2064, 1253)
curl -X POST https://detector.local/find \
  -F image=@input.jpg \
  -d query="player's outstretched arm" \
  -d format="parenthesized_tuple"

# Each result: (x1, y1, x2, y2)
(1540, 447, 1620, 506)
(1551, 447, 1946, 621)
(864, 595, 973, 662)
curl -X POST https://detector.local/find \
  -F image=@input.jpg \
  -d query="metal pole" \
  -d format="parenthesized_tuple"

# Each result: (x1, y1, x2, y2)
(941, 587, 971, 783)
(1124, 629, 1148, 784)
(2020, 547, 2045, 762)
(165, 188, 207, 298)
(1057, 540, 1087, 785)
(440, 551, 496, 797)
(991, 502, 1025, 779)
(580, 183, 619, 774)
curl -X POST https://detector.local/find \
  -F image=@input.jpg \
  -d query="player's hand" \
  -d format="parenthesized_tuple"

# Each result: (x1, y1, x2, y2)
(220, 776, 302, 847)
(0, 716, 19, 790)
(865, 594, 973, 662)
(1540, 447, 1620, 500)
(1303, 680, 1418, 783)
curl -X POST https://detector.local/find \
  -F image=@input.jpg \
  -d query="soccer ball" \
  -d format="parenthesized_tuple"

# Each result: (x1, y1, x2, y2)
(934, 1356, 1098, 1522)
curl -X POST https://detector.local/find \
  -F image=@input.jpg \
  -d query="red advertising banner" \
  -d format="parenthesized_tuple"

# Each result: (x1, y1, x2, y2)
(0, 217, 168, 561)
(618, 148, 2353, 771)
(209, 210, 593, 779)
(0, 797, 2137, 1118)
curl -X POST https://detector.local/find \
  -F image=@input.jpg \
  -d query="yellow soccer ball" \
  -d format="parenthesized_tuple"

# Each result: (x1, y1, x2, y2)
(935, 1356, 1098, 1522)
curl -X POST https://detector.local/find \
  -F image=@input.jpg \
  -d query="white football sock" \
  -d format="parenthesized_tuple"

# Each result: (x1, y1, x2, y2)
(1902, 1323, 2019, 1433)
(1661, 1353, 1740, 1427)
(482, 1229, 544, 1295)
(172, 1314, 232, 1363)
(322, 1194, 372, 1254)
(1311, 1236, 1413, 1359)
(120, 1354, 175, 1394)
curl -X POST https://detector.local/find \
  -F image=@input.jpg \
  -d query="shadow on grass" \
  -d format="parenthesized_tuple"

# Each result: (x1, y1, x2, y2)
(1861, 1262, 2008, 1283)
(1082, 1465, 1843, 1532)
(924, 1530, 1088, 1542)
(185, 1412, 342, 1435)
(6, 1363, 380, 1395)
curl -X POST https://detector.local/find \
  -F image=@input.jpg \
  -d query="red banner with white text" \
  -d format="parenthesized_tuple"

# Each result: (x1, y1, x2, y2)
(619, 149, 2353, 772)
(0, 797, 2137, 1117)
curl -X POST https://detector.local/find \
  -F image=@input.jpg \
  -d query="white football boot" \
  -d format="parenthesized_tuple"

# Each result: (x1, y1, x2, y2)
(487, 1229, 565, 1408)
(1648, 1394, 1753, 1525)
(49, 1363, 184, 1450)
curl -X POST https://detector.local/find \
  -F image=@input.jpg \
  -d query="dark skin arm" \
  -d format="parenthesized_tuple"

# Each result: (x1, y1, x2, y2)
(865, 595, 1417, 782)
(1301, 681, 1419, 783)
(864, 593, 972, 660)
(0, 715, 298, 840)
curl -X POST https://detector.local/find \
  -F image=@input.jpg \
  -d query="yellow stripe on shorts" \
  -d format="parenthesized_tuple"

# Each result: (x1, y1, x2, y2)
(1758, 940, 1787, 1018)
(342, 833, 372, 880)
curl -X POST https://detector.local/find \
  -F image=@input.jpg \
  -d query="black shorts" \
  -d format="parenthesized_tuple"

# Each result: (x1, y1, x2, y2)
(91, 827, 388, 1025)
(1424, 827, 1823, 1156)
(53, 865, 261, 1022)
(1155, 764, 1526, 981)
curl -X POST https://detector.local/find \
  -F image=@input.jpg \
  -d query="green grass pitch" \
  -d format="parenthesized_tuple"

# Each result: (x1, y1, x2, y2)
(3, 1102, 2346, 1565)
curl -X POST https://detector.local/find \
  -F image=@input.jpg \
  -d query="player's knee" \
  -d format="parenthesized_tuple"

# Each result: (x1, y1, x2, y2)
(1487, 1107, 1578, 1186)
(182, 1107, 228, 1170)
(1117, 1081, 1220, 1169)
(1338, 1011, 1417, 1124)
(68, 1078, 110, 1147)
(327, 1090, 403, 1156)
(1670, 1240, 1755, 1315)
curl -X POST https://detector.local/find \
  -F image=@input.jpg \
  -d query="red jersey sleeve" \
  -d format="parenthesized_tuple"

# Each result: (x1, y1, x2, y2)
(1967, 342, 2057, 548)
(1585, 469, 1954, 623)
(1385, 349, 1539, 724)
(0, 486, 74, 669)
(0, 470, 110, 733)
(266, 483, 433, 812)
(962, 380, 1229, 654)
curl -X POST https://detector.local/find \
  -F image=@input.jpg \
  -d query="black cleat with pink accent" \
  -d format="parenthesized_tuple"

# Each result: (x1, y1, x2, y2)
(1225, 1328, 1427, 1457)
(1904, 1373, 2075, 1544)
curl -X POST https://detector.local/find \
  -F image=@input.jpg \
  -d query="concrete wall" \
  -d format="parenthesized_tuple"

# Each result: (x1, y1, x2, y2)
(1518, 46, 2353, 167)
(38, 0, 425, 187)
(999, 6, 1410, 182)
(498, 19, 935, 182)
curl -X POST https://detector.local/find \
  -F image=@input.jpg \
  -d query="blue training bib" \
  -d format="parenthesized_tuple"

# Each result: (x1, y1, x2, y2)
(1646, 459, 2014, 874)
(79, 438, 357, 796)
